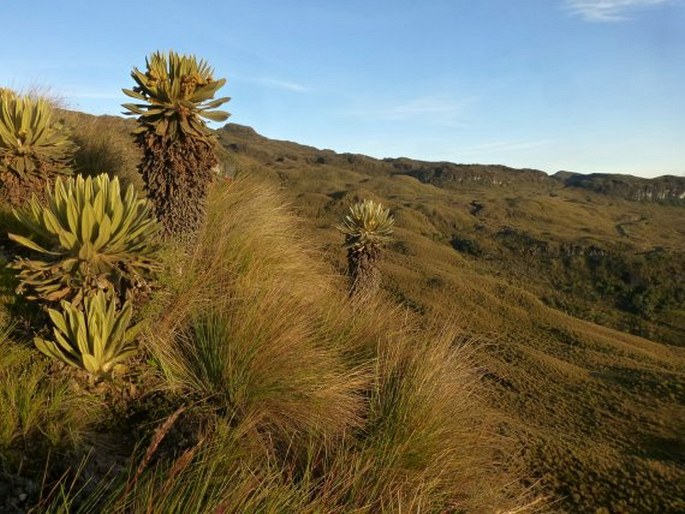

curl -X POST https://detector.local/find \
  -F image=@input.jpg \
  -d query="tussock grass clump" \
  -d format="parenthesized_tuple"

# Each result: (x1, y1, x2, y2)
(156, 294, 366, 446)
(136, 176, 540, 513)
(297, 313, 542, 513)
(149, 177, 366, 455)
(148, 176, 335, 338)
(0, 326, 99, 470)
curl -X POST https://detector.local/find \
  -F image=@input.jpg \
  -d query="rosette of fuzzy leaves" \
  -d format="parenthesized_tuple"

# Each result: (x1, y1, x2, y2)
(122, 51, 230, 239)
(122, 50, 230, 141)
(338, 199, 394, 297)
(338, 199, 395, 254)
(9, 173, 161, 306)
(0, 90, 77, 205)
(34, 291, 139, 376)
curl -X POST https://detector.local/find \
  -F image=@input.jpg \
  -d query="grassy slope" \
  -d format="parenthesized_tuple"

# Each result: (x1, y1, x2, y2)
(216, 123, 685, 513)
(0, 113, 540, 513)
(13, 112, 679, 512)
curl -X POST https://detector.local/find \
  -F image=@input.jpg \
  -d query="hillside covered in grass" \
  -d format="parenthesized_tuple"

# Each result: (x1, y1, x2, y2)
(218, 123, 685, 346)
(213, 123, 684, 513)
(0, 79, 542, 514)
(0, 174, 539, 513)
(0, 90, 682, 513)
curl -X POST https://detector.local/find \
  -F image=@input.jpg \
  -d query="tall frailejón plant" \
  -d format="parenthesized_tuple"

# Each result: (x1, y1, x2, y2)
(122, 51, 230, 239)
(9, 173, 161, 306)
(338, 199, 394, 298)
(0, 89, 76, 205)
(34, 291, 140, 376)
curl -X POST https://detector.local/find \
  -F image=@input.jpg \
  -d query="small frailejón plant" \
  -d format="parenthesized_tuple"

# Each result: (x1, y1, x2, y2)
(9, 173, 161, 306)
(338, 199, 394, 298)
(34, 291, 140, 376)
(122, 50, 230, 239)
(0, 89, 77, 206)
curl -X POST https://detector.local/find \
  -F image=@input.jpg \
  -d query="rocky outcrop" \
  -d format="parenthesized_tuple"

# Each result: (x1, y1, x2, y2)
(554, 172, 685, 204)
(387, 159, 549, 188)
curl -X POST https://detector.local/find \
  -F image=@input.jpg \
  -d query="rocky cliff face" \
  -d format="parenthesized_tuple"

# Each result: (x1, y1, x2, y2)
(386, 158, 549, 187)
(554, 172, 685, 204)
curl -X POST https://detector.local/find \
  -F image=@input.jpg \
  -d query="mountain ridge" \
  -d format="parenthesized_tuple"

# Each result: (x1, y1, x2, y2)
(219, 123, 685, 203)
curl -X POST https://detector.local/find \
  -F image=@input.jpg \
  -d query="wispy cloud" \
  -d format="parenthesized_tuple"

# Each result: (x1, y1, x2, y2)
(237, 75, 309, 93)
(456, 140, 550, 154)
(347, 95, 474, 126)
(257, 78, 309, 92)
(564, 0, 674, 22)
(64, 90, 122, 100)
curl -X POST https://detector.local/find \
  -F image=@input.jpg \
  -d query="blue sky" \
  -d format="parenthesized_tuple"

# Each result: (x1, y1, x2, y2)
(2, 0, 683, 177)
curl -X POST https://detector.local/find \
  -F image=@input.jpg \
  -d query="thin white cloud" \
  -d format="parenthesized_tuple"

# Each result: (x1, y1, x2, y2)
(237, 75, 309, 93)
(564, 0, 673, 22)
(257, 78, 309, 93)
(456, 140, 551, 154)
(348, 95, 474, 126)
(65, 90, 122, 100)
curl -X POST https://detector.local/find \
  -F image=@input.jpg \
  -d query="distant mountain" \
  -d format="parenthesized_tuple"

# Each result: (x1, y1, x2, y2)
(553, 171, 685, 203)
(384, 158, 549, 187)
(219, 124, 684, 204)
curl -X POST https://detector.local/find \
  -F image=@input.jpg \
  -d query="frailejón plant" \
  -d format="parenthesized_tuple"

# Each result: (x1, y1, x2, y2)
(122, 50, 230, 238)
(338, 199, 394, 297)
(34, 291, 139, 376)
(9, 173, 161, 306)
(0, 89, 76, 205)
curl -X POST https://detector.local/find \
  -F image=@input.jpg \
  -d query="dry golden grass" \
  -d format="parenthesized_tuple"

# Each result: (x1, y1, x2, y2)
(133, 176, 542, 513)
(214, 123, 685, 512)
(60, 110, 143, 191)
(10, 111, 682, 511)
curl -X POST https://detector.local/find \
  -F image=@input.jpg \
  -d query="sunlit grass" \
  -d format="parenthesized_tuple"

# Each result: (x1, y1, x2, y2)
(11, 111, 684, 511)
(215, 123, 685, 512)
(0, 174, 543, 512)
